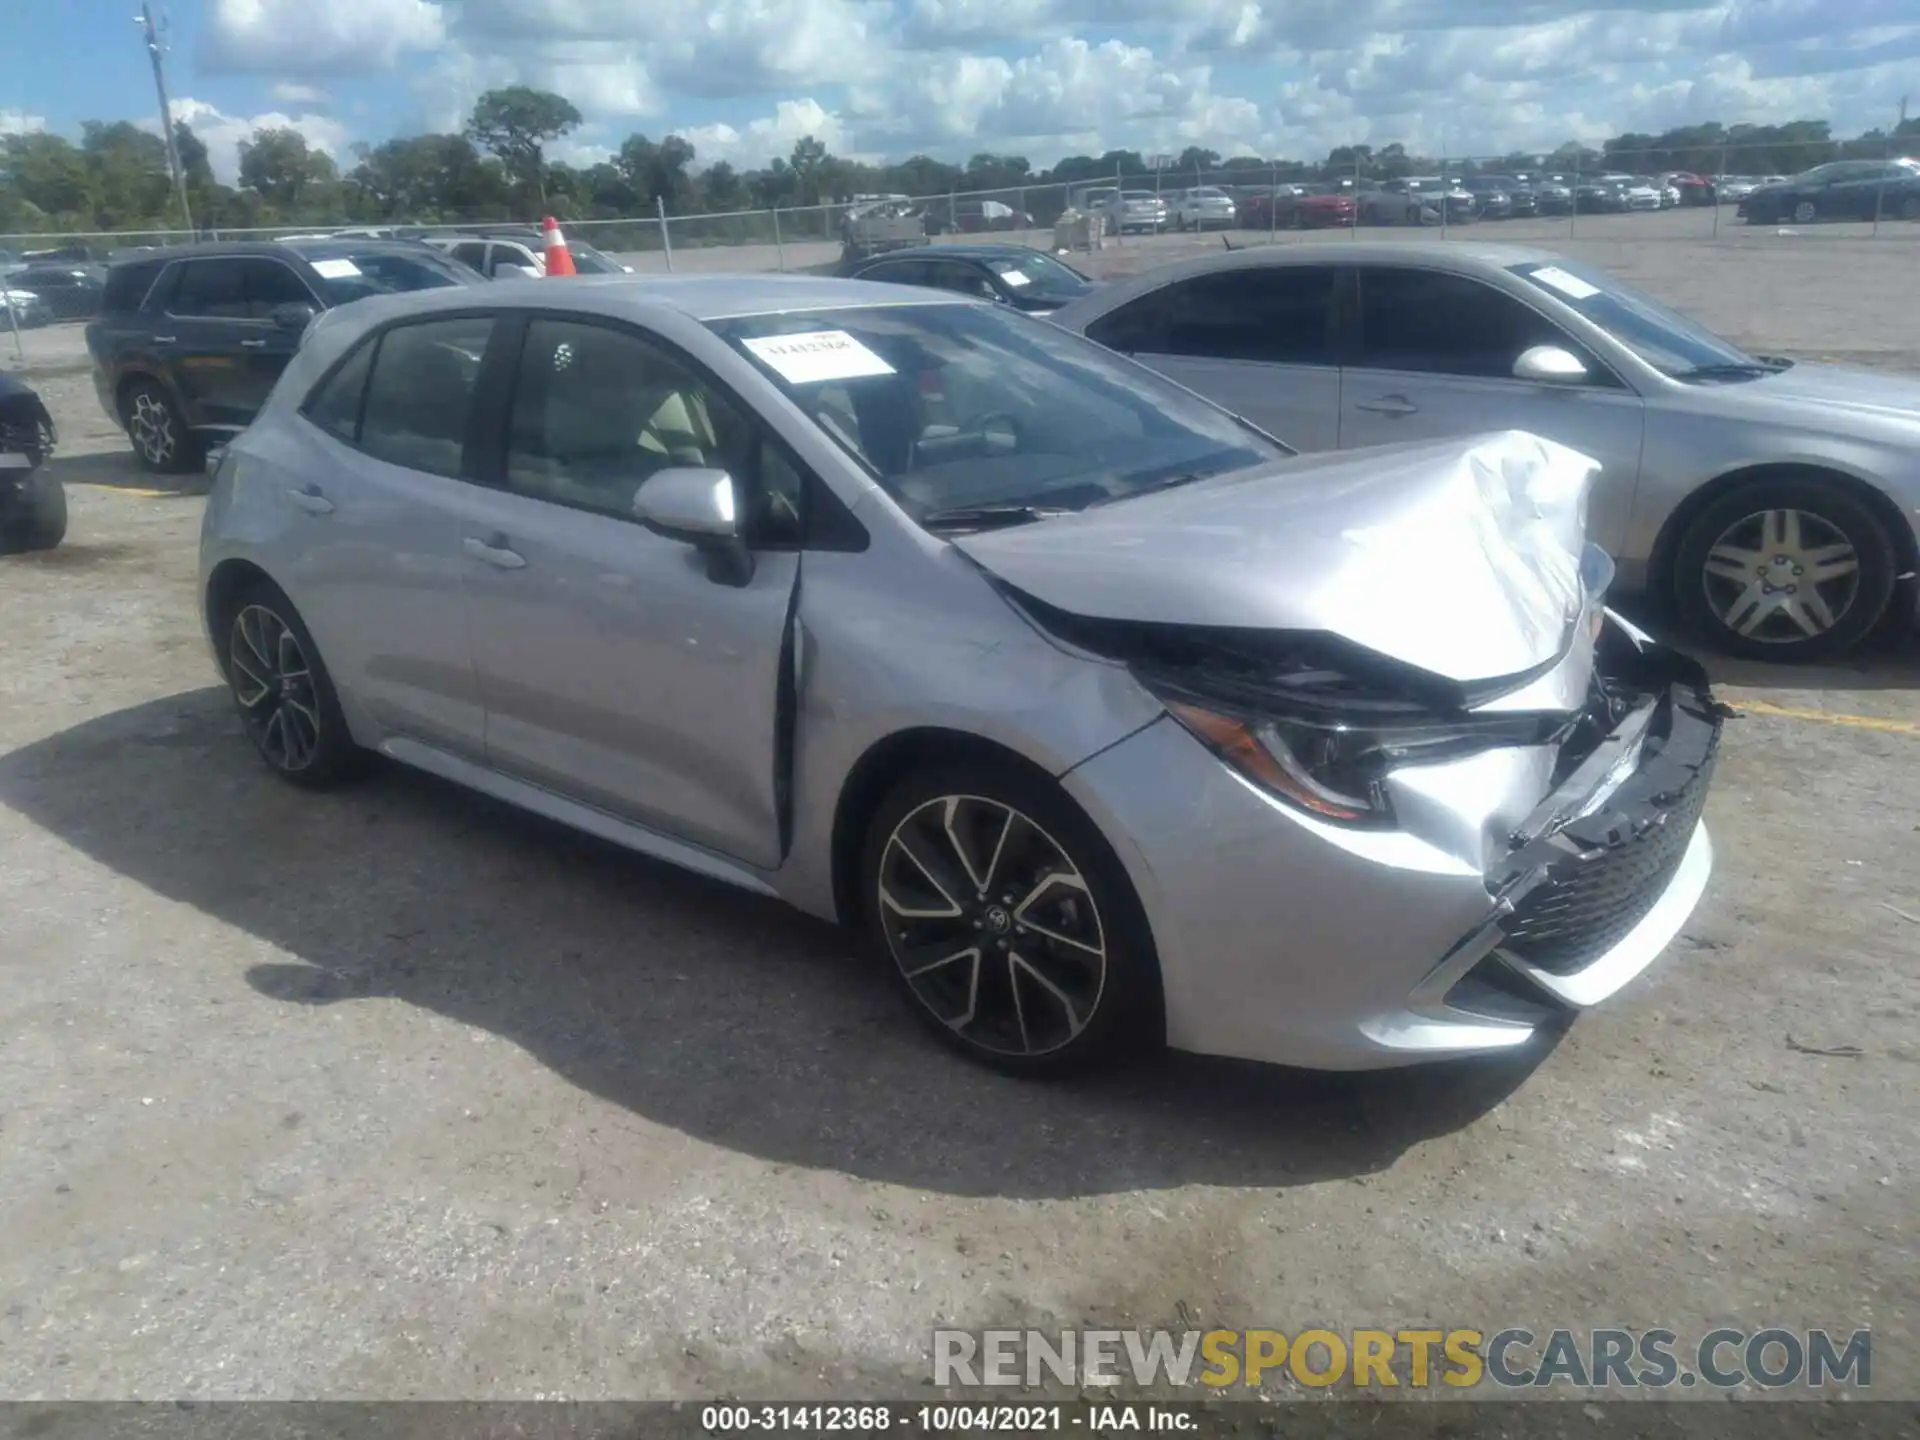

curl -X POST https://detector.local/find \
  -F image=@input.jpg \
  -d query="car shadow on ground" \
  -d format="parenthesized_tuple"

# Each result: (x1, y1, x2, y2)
(41, 450, 206, 496)
(0, 686, 1559, 1200)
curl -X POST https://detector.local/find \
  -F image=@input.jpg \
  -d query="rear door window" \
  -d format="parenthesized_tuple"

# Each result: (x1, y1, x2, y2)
(168, 260, 250, 319)
(450, 241, 489, 269)
(356, 315, 496, 478)
(301, 337, 378, 444)
(1157, 266, 1336, 365)
(102, 259, 167, 314)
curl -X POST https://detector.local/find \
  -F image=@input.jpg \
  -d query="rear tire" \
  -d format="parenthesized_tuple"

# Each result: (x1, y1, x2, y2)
(2, 474, 67, 552)
(1791, 199, 1817, 225)
(218, 580, 368, 788)
(122, 380, 201, 474)
(860, 760, 1163, 1077)
(1672, 476, 1898, 662)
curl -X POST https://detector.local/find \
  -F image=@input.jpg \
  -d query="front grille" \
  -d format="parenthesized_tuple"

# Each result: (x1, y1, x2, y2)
(1493, 666, 1722, 978)
(1499, 756, 1712, 974)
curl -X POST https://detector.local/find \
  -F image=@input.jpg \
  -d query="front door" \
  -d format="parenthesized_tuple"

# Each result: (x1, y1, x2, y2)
(1339, 264, 1648, 556)
(1083, 263, 1343, 451)
(457, 314, 799, 870)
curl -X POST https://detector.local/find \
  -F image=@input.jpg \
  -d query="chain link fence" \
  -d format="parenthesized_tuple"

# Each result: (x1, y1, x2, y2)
(6, 135, 1916, 272)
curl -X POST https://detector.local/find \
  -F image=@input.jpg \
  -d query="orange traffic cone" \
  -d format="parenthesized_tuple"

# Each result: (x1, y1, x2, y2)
(541, 216, 576, 277)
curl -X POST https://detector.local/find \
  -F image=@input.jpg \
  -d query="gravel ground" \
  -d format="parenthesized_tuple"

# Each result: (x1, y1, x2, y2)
(0, 227, 1916, 1404)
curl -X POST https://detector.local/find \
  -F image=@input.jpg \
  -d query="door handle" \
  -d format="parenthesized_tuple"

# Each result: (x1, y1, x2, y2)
(285, 484, 334, 515)
(241, 338, 268, 349)
(464, 533, 527, 570)
(1356, 394, 1419, 417)
(151, 335, 176, 345)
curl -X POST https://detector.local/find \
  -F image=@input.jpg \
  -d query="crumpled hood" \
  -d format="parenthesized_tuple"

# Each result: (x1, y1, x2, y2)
(954, 430, 1600, 686)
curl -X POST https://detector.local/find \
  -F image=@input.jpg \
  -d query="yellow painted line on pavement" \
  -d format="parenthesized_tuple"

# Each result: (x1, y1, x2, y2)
(1736, 699, 1920, 736)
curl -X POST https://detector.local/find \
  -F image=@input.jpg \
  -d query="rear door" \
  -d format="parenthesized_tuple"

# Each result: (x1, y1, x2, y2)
(1083, 263, 1341, 450)
(1339, 264, 1647, 554)
(274, 312, 498, 754)
(153, 258, 255, 428)
(232, 257, 324, 419)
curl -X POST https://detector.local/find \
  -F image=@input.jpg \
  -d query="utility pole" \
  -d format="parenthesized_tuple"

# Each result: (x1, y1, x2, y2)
(138, 2, 195, 234)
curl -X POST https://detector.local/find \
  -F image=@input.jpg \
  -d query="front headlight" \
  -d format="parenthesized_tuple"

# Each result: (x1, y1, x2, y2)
(1157, 691, 1568, 828)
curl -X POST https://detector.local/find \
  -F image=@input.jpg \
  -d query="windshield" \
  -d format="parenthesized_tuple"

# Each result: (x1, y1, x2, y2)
(984, 251, 1091, 304)
(1510, 259, 1760, 378)
(301, 247, 477, 304)
(710, 303, 1279, 526)
(568, 242, 626, 275)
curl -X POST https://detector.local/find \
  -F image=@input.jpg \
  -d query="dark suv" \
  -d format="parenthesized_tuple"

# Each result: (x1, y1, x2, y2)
(86, 239, 483, 472)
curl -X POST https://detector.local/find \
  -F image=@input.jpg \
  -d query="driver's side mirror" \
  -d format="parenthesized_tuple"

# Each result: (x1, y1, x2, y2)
(632, 467, 754, 586)
(1513, 344, 1589, 384)
(270, 302, 317, 331)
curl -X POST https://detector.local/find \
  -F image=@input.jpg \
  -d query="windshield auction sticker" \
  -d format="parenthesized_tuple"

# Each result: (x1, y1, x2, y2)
(743, 330, 896, 385)
(308, 258, 363, 279)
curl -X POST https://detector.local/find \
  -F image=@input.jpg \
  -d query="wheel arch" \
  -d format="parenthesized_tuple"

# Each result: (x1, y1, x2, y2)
(202, 557, 282, 678)
(1647, 461, 1920, 604)
(827, 726, 1077, 932)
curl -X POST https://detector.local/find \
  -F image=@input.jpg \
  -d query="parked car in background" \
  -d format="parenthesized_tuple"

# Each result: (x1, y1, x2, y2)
(1359, 177, 1472, 225)
(1713, 176, 1759, 203)
(2, 285, 52, 329)
(924, 199, 1036, 235)
(0, 372, 64, 553)
(1168, 186, 1238, 230)
(1524, 176, 1575, 214)
(839, 243, 1094, 314)
(1053, 240, 1920, 661)
(1658, 172, 1716, 206)
(1613, 177, 1664, 210)
(86, 238, 484, 473)
(1738, 159, 1920, 224)
(840, 199, 929, 260)
(18, 244, 103, 265)
(425, 227, 633, 278)
(1250, 183, 1358, 229)
(1096, 190, 1170, 234)
(1574, 178, 1629, 212)
(7, 264, 107, 320)
(198, 272, 1721, 1075)
(1462, 177, 1514, 218)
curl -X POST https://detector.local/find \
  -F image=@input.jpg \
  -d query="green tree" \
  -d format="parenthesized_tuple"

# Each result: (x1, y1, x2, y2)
(80, 120, 174, 228)
(466, 86, 583, 210)
(699, 160, 744, 211)
(788, 135, 829, 204)
(237, 126, 338, 215)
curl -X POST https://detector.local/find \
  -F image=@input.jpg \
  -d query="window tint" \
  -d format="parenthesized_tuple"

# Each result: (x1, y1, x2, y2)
(169, 259, 248, 318)
(922, 262, 997, 300)
(1085, 292, 1168, 354)
(246, 259, 316, 311)
(450, 242, 489, 269)
(302, 337, 377, 444)
(505, 318, 799, 542)
(102, 258, 166, 314)
(357, 316, 494, 477)
(1157, 266, 1335, 365)
(1355, 268, 1571, 379)
(862, 260, 931, 287)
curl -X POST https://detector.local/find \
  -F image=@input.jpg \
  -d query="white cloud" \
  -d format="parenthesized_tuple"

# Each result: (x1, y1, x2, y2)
(270, 83, 331, 105)
(679, 99, 854, 169)
(1, 110, 48, 136)
(201, 0, 445, 74)
(160, 99, 353, 184)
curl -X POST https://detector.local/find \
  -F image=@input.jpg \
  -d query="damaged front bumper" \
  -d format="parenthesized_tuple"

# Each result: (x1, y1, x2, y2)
(1059, 614, 1724, 1071)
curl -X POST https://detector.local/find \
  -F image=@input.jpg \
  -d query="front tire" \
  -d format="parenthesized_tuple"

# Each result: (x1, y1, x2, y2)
(1673, 477, 1898, 661)
(860, 761, 1162, 1076)
(1791, 199, 1817, 224)
(1, 474, 66, 552)
(220, 582, 366, 787)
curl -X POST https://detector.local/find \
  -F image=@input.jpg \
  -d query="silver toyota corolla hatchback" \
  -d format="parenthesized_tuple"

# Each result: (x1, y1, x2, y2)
(200, 275, 1722, 1075)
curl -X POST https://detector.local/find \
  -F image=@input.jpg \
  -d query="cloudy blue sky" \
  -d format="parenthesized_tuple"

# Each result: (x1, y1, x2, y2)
(3, 0, 1915, 181)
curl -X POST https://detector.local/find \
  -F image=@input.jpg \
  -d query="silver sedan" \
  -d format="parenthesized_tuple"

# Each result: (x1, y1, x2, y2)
(1051, 241, 1920, 660)
(200, 275, 1719, 1075)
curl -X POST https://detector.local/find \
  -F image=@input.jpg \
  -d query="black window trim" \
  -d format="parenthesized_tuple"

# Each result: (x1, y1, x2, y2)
(297, 307, 503, 481)
(165, 254, 323, 323)
(1089, 262, 1342, 369)
(469, 308, 867, 553)
(1339, 261, 1632, 392)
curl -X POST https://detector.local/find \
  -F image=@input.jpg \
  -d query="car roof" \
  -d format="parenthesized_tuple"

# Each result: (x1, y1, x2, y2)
(321, 272, 975, 326)
(103, 239, 437, 267)
(864, 243, 1050, 262)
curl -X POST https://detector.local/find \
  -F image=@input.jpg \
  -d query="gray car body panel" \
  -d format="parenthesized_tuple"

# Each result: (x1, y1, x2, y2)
(1049, 241, 1920, 595)
(202, 274, 1715, 1069)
